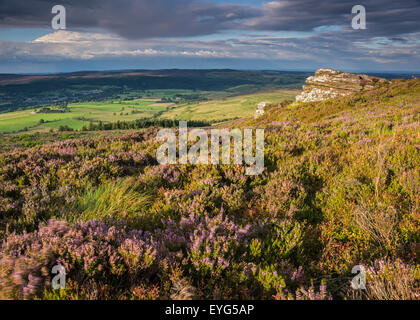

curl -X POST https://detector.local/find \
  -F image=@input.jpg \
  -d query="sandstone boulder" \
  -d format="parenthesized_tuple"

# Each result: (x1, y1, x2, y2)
(296, 68, 387, 103)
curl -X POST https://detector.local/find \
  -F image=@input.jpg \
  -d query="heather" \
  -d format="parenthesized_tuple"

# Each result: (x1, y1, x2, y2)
(0, 79, 419, 300)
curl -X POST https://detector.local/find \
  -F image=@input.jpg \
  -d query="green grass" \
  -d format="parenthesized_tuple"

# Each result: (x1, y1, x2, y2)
(0, 99, 167, 133)
(42, 119, 89, 131)
(70, 177, 152, 227)
(0, 89, 298, 133)
(161, 89, 299, 121)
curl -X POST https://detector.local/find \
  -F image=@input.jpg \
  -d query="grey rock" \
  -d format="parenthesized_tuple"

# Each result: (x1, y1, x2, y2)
(296, 68, 387, 103)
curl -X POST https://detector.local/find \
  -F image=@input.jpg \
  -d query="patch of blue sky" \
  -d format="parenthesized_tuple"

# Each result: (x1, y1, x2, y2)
(167, 26, 342, 42)
(0, 28, 51, 42)
(313, 25, 342, 32)
(210, 0, 266, 6)
(174, 29, 313, 41)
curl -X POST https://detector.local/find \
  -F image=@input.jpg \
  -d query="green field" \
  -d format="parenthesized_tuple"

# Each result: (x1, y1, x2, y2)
(0, 89, 298, 133)
(161, 89, 298, 121)
(0, 99, 168, 133)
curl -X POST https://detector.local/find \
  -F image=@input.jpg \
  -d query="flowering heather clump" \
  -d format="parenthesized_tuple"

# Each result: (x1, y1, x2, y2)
(138, 164, 182, 189)
(186, 210, 251, 277)
(0, 132, 155, 234)
(254, 170, 307, 219)
(0, 219, 159, 299)
(293, 284, 332, 300)
(0, 212, 251, 300)
(57, 146, 77, 158)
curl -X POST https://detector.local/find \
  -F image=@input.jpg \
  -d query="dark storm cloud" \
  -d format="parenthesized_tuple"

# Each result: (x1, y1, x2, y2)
(245, 0, 420, 38)
(0, 0, 261, 38)
(1, 0, 419, 39)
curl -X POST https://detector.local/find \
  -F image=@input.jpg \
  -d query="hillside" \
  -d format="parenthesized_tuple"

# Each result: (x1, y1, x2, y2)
(0, 69, 309, 114)
(251, 77, 419, 126)
(0, 78, 418, 300)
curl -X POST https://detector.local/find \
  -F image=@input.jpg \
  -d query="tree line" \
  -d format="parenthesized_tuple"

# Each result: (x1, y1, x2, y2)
(57, 119, 211, 132)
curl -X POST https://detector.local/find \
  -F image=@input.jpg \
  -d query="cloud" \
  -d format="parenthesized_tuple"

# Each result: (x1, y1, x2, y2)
(0, 31, 239, 61)
(33, 31, 120, 43)
(244, 0, 420, 38)
(0, 0, 261, 38)
(2, 0, 419, 39)
(0, 1, 419, 72)
(1, 29, 418, 71)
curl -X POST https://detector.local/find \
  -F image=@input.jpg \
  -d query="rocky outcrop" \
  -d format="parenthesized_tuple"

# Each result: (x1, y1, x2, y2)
(255, 102, 268, 119)
(296, 68, 387, 103)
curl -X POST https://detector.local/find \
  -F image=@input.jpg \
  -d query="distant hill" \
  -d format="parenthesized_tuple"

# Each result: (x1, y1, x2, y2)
(0, 69, 311, 113)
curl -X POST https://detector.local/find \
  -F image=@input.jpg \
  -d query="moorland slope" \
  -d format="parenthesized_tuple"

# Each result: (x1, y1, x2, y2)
(0, 78, 418, 300)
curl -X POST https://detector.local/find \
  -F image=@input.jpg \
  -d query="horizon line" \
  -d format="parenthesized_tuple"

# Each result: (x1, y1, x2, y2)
(1, 68, 420, 76)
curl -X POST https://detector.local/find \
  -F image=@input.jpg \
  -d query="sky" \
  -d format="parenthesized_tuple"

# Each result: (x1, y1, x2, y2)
(0, 0, 419, 73)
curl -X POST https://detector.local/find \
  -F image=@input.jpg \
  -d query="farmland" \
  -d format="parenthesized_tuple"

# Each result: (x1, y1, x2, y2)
(0, 89, 299, 133)
(161, 89, 298, 121)
(0, 69, 309, 114)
